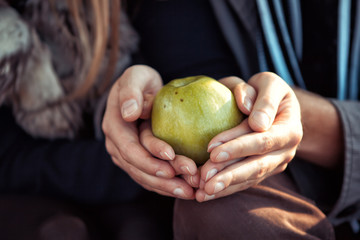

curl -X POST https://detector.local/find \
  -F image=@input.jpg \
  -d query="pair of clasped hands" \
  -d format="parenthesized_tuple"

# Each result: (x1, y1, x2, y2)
(103, 65, 303, 202)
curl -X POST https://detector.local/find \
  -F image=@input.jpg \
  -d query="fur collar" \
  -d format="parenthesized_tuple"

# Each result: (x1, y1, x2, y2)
(0, 2, 138, 139)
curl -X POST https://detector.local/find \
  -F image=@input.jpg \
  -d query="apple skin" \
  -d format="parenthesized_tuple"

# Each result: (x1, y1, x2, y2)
(151, 75, 244, 165)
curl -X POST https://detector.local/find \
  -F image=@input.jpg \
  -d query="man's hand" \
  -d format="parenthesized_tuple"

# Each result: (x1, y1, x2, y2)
(196, 72, 303, 202)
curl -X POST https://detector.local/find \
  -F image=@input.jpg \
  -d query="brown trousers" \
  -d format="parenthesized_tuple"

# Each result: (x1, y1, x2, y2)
(173, 172, 335, 240)
(0, 192, 174, 240)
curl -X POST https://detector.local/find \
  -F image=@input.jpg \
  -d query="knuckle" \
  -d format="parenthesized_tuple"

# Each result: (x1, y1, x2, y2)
(279, 163, 288, 173)
(144, 156, 161, 173)
(259, 134, 275, 153)
(139, 131, 151, 146)
(255, 159, 267, 179)
(289, 125, 303, 147)
(104, 137, 112, 149)
(234, 81, 245, 93)
(102, 120, 110, 136)
(111, 156, 121, 168)
(263, 72, 283, 84)
(220, 171, 234, 187)
(105, 142, 116, 157)
(261, 95, 277, 113)
(127, 163, 144, 183)
(285, 149, 297, 164)
(119, 140, 144, 166)
(251, 72, 290, 91)
(262, 71, 278, 78)
(284, 154, 293, 164)
(252, 72, 277, 84)
(233, 84, 242, 98)
(155, 180, 168, 192)
(123, 140, 138, 154)
(104, 138, 110, 150)
(152, 138, 165, 152)
(141, 184, 153, 192)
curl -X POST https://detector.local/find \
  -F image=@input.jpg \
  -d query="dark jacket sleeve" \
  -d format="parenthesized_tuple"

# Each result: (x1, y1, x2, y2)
(0, 0, 8, 7)
(0, 106, 142, 204)
(327, 100, 360, 226)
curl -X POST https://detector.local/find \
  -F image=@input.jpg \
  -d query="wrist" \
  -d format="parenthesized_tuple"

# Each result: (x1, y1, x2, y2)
(293, 88, 344, 168)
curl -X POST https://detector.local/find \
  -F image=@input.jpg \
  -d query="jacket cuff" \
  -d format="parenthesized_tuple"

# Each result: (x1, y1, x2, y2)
(328, 99, 360, 226)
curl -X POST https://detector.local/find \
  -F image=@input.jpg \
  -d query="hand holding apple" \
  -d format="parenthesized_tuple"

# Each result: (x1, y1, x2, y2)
(103, 65, 302, 202)
(196, 72, 303, 202)
(103, 65, 196, 199)
(151, 75, 245, 165)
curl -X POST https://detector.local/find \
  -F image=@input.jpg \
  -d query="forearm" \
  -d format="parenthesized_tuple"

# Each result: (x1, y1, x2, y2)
(293, 88, 344, 168)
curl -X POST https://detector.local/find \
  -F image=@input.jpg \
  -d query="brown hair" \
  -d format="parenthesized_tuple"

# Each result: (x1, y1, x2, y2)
(65, 0, 121, 101)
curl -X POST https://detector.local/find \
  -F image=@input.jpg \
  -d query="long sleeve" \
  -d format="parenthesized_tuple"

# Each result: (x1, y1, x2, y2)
(0, 106, 142, 204)
(327, 100, 360, 225)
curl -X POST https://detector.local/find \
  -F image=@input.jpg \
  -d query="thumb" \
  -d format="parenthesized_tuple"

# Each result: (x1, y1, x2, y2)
(117, 65, 163, 122)
(247, 72, 290, 132)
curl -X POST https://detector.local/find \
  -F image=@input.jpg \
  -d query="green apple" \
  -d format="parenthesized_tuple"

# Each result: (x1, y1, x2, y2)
(151, 75, 244, 165)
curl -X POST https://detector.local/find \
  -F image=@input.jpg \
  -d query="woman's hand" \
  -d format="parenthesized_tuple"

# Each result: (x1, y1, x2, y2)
(102, 65, 196, 199)
(196, 72, 303, 202)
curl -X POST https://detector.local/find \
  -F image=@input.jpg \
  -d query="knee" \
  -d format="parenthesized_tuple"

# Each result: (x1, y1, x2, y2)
(173, 192, 334, 240)
(38, 214, 90, 240)
(173, 194, 269, 239)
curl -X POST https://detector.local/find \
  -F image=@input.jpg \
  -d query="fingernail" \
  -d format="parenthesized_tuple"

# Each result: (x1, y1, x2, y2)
(252, 111, 271, 129)
(199, 179, 205, 189)
(205, 168, 218, 181)
(214, 182, 225, 193)
(204, 194, 215, 201)
(173, 188, 185, 197)
(216, 152, 229, 162)
(156, 170, 167, 178)
(122, 99, 138, 118)
(180, 166, 192, 175)
(189, 175, 194, 186)
(160, 151, 174, 160)
(208, 142, 222, 152)
(244, 96, 253, 112)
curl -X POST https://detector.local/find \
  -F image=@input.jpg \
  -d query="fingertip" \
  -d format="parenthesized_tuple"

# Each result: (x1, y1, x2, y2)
(249, 110, 271, 132)
(203, 186, 212, 197)
(121, 99, 140, 121)
(196, 189, 215, 202)
(242, 87, 256, 114)
(160, 150, 175, 161)
(184, 173, 200, 188)
(243, 96, 253, 113)
(213, 151, 230, 162)
(155, 163, 177, 179)
(203, 194, 216, 201)
(233, 81, 256, 115)
(180, 165, 192, 175)
(156, 170, 172, 178)
(191, 174, 200, 187)
(195, 190, 205, 202)
(174, 186, 196, 200)
(169, 155, 198, 177)
(181, 163, 197, 176)
(204, 168, 218, 182)
(207, 142, 222, 152)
